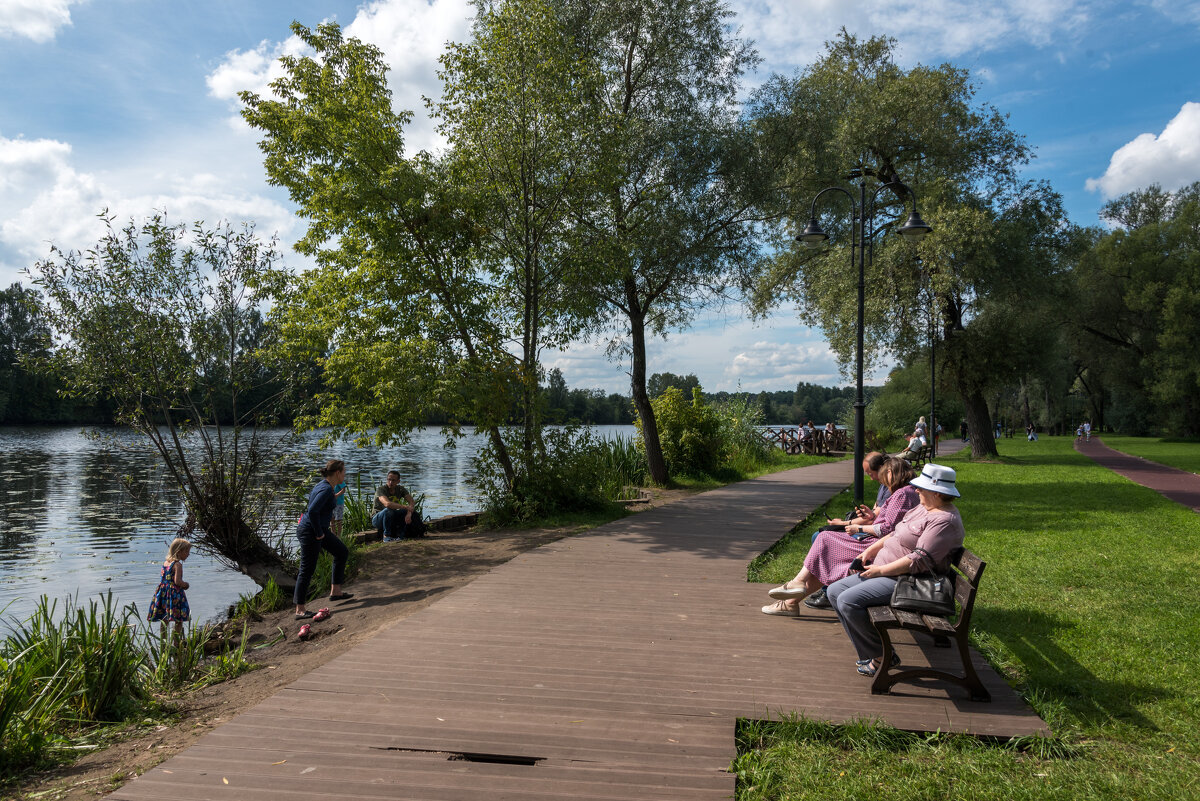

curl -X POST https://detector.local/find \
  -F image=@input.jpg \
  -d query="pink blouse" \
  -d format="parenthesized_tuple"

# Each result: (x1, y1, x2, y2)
(876, 502, 965, 574)
(873, 485, 919, 537)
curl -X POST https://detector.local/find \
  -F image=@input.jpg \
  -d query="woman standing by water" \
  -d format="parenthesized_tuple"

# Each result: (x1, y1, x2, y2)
(294, 459, 353, 619)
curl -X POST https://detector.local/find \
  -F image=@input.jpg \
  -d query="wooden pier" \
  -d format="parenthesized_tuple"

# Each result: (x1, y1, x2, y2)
(111, 460, 1044, 801)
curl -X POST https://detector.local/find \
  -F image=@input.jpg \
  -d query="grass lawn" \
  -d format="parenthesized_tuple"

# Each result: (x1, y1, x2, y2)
(737, 436, 1200, 801)
(1097, 434, 1200, 475)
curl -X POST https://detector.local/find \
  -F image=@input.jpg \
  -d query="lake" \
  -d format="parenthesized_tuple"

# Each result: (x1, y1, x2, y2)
(0, 425, 637, 630)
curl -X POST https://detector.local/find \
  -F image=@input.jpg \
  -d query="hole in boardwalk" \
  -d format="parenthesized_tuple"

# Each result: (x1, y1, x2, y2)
(448, 752, 543, 766)
(375, 746, 543, 766)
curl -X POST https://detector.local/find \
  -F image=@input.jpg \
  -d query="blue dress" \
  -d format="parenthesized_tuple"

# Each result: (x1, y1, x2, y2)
(147, 561, 190, 623)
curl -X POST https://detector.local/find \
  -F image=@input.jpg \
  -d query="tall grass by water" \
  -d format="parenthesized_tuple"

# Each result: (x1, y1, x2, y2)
(0, 593, 253, 778)
(737, 435, 1200, 800)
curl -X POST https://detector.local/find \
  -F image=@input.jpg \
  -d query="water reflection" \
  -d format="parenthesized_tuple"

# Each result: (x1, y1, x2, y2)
(0, 425, 636, 630)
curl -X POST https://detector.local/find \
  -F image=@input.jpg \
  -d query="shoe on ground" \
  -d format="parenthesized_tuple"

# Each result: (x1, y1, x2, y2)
(804, 588, 831, 609)
(761, 602, 800, 617)
(768, 584, 811, 600)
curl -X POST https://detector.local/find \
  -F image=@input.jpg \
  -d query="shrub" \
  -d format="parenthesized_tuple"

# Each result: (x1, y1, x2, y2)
(639, 387, 726, 477)
(474, 425, 641, 525)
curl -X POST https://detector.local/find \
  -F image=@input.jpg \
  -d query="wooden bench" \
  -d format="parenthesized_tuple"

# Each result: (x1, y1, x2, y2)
(902, 443, 934, 470)
(867, 547, 991, 701)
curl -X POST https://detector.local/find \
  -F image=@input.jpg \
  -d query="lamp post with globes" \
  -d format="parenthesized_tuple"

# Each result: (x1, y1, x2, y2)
(796, 171, 931, 504)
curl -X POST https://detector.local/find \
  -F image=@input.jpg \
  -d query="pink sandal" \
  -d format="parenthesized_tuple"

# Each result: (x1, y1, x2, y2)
(312, 608, 331, 622)
(297, 623, 312, 640)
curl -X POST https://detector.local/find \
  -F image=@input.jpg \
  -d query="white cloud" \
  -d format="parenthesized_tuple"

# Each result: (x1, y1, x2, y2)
(207, 0, 473, 156)
(0, 133, 297, 284)
(0, 0, 84, 43)
(734, 0, 1093, 73)
(1085, 102, 1200, 198)
(1139, 0, 1200, 27)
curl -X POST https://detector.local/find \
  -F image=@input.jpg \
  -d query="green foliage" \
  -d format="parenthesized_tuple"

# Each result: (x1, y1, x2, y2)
(0, 593, 260, 777)
(743, 437, 1200, 799)
(27, 213, 298, 590)
(639, 387, 726, 477)
(1071, 182, 1200, 436)
(475, 426, 633, 525)
(4, 594, 148, 723)
(711, 394, 775, 475)
(241, 22, 520, 466)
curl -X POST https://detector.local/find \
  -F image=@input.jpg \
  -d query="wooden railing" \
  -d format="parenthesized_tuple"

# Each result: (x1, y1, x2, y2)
(759, 426, 849, 455)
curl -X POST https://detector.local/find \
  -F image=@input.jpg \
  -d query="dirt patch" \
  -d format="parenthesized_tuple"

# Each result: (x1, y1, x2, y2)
(9, 487, 699, 800)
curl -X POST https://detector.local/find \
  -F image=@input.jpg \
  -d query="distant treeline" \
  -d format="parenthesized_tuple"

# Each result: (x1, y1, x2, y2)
(0, 287, 858, 428)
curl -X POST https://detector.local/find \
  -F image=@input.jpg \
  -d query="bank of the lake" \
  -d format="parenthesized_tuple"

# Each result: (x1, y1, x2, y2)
(0, 425, 636, 628)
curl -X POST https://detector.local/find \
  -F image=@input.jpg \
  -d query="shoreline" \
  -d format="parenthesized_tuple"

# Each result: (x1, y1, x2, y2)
(10, 487, 701, 801)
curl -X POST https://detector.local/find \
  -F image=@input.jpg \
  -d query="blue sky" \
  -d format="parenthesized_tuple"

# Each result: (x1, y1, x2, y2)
(3, 0, 1199, 395)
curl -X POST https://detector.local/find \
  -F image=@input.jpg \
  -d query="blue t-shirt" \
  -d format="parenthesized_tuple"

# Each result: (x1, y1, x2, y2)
(333, 481, 347, 507)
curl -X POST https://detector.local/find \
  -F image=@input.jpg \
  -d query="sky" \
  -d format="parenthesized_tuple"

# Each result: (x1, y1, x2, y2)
(3, 0, 1200, 395)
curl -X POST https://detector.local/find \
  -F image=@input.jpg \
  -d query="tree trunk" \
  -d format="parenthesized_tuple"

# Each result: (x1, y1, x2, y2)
(627, 293, 669, 485)
(961, 382, 998, 458)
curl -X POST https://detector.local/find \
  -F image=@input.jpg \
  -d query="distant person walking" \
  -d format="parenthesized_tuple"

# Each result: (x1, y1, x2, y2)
(1083, 421, 1092, 441)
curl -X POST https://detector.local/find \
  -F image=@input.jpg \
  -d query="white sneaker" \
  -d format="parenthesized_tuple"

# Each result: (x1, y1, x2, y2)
(761, 602, 800, 617)
(768, 584, 810, 600)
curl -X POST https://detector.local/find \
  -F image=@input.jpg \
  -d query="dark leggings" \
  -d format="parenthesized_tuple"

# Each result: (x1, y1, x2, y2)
(293, 525, 348, 605)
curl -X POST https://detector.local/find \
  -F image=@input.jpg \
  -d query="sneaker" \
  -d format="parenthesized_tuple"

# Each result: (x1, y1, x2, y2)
(767, 584, 811, 600)
(761, 602, 800, 617)
(804, 588, 831, 609)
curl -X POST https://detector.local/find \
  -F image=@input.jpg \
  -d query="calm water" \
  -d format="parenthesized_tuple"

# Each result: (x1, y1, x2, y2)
(0, 425, 636, 629)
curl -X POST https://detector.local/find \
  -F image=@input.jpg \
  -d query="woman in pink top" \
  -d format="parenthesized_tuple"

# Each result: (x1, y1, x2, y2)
(825, 463, 966, 677)
(762, 457, 919, 616)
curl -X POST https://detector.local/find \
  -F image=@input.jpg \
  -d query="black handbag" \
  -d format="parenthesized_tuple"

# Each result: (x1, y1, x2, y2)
(890, 572, 956, 616)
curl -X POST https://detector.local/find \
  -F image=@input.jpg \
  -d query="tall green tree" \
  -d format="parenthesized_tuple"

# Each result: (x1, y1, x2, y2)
(748, 31, 1047, 457)
(240, 22, 521, 485)
(556, 0, 766, 484)
(1070, 183, 1200, 435)
(433, 0, 611, 486)
(28, 214, 298, 589)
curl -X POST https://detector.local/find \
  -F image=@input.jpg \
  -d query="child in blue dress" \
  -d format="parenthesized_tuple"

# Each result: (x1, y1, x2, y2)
(147, 538, 191, 636)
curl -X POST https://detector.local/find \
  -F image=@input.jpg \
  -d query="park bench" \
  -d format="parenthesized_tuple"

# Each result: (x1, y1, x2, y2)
(867, 546, 991, 702)
(902, 443, 934, 469)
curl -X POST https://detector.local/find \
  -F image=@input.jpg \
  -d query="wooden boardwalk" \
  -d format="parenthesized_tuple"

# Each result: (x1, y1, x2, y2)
(112, 461, 1044, 801)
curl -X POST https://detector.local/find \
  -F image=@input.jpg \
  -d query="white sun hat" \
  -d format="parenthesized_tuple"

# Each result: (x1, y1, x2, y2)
(910, 463, 960, 497)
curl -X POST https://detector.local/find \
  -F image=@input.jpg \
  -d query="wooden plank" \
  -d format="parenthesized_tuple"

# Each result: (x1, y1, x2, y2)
(109, 460, 1046, 801)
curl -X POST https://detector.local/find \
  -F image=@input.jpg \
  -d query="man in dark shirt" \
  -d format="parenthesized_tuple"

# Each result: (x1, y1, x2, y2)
(372, 470, 416, 541)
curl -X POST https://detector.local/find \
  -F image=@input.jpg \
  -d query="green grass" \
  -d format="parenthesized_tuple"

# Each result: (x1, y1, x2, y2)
(1098, 434, 1200, 475)
(0, 594, 255, 781)
(674, 452, 844, 491)
(736, 436, 1200, 801)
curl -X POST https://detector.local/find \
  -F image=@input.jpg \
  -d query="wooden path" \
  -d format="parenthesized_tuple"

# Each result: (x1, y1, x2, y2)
(112, 461, 1044, 801)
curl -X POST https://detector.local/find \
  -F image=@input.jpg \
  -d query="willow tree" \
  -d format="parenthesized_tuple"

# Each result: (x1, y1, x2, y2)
(28, 214, 297, 589)
(241, 22, 520, 486)
(432, 0, 612, 485)
(749, 31, 1038, 457)
(555, 0, 766, 484)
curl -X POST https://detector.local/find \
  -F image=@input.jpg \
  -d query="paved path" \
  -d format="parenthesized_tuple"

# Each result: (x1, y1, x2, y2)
(112, 461, 1043, 801)
(1077, 437, 1200, 512)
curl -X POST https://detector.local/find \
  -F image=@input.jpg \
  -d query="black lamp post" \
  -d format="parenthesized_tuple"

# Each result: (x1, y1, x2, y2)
(926, 264, 937, 457)
(797, 174, 931, 504)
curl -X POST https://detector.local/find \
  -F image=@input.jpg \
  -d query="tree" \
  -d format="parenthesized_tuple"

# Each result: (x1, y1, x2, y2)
(647, 372, 700, 398)
(0, 282, 61, 422)
(241, 22, 522, 486)
(555, 0, 766, 484)
(1070, 183, 1200, 435)
(433, 0, 612, 491)
(28, 214, 298, 589)
(747, 31, 1048, 457)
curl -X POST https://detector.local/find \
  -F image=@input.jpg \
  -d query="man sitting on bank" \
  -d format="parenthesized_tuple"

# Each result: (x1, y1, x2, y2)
(373, 470, 416, 542)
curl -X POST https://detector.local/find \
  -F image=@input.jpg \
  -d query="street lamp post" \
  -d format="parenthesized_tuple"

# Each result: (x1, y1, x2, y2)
(797, 173, 931, 505)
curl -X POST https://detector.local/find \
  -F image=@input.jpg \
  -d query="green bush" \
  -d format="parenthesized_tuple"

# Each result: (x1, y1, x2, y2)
(712, 394, 776, 474)
(475, 425, 641, 525)
(639, 386, 726, 477)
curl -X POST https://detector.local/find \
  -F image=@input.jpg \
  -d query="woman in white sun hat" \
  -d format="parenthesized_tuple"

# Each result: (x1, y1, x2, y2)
(825, 463, 966, 678)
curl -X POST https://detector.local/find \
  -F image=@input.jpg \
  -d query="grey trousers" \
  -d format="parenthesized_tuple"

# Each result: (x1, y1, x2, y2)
(826, 573, 899, 660)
